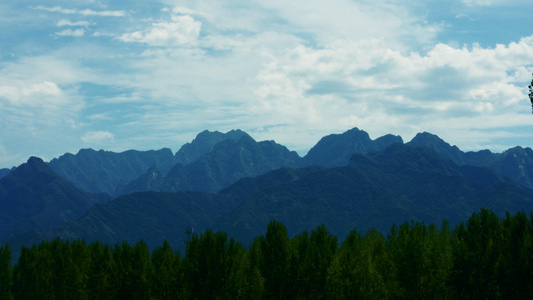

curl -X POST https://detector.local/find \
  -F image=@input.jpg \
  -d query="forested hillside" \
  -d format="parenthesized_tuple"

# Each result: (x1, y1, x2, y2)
(1, 209, 532, 299)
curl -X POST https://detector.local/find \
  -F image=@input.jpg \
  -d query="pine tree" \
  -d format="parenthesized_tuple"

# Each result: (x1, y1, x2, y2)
(451, 209, 503, 298)
(306, 225, 337, 299)
(0, 244, 13, 300)
(150, 240, 184, 299)
(529, 73, 533, 113)
(87, 242, 115, 299)
(327, 228, 389, 299)
(259, 220, 292, 299)
(499, 211, 533, 298)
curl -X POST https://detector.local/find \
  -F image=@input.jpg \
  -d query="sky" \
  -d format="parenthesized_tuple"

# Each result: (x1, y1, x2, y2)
(1, 0, 533, 168)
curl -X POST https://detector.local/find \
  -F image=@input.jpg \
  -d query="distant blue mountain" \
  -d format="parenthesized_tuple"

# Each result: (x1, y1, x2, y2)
(407, 132, 533, 189)
(0, 168, 12, 180)
(121, 134, 302, 195)
(0, 157, 109, 240)
(303, 127, 403, 167)
(48, 148, 177, 197)
(174, 129, 250, 165)
(12, 142, 533, 252)
(4, 126, 533, 258)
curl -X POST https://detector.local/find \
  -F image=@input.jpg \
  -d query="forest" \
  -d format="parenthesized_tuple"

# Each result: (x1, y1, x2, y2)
(1, 208, 533, 299)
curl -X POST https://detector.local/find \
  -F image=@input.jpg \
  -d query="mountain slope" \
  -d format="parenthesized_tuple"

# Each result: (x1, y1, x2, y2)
(0, 157, 107, 240)
(20, 166, 325, 251)
(214, 144, 533, 243)
(303, 127, 403, 167)
(122, 134, 303, 194)
(6, 144, 533, 254)
(0, 168, 11, 180)
(407, 132, 533, 188)
(48, 148, 176, 196)
(174, 129, 249, 165)
(49, 191, 238, 251)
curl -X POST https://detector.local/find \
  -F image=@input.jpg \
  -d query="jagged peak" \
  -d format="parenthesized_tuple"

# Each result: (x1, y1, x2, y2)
(0, 156, 58, 188)
(76, 148, 98, 155)
(18, 156, 51, 174)
(193, 129, 250, 141)
(27, 156, 45, 165)
(409, 132, 448, 145)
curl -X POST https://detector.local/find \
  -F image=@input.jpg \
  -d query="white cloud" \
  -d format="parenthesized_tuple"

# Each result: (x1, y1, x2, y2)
(56, 28, 85, 37)
(461, 0, 513, 6)
(172, 6, 198, 16)
(81, 131, 115, 144)
(0, 142, 20, 168)
(118, 14, 201, 46)
(56, 20, 90, 27)
(245, 34, 533, 150)
(101, 1, 532, 153)
(33, 6, 126, 17)
(461, 0, 530, 7)
(0, 81, 63, 106)
(1, 0, 531, 162)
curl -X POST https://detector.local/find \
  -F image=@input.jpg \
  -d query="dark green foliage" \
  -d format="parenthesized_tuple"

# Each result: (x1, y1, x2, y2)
(498, 211, 533, 298)
(258, 220, 293, 299)
(112, 240, 151, 299)
(528, 73, 533, 113)
(5, 210, 533, 299)
(452, 209, 503, 298)
(388, 221, 453, 299)
(182, 228, 259, 299)
(150, 240, 184, 299)
(294, 225, 337, 299)
(0, 244, 13, 300)
(86, 241, 115, 299)
(327, 228, 390, 299)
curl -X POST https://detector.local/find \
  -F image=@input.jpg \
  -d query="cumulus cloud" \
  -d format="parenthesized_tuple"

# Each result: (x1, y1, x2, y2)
(118, 14, 201, 46)
(104, 2, 533, 152)
(3, 0, 532, 161)
(461, 0, 509, 6)
(32, 6, 126, 17)
(0, 81, 63, 106)
(56, 20, 90, 27)
(56, 28, 85, 37)
(248, 34, 533, 148)
(0, 55, 90, 138)
(81, 131, 115, 144)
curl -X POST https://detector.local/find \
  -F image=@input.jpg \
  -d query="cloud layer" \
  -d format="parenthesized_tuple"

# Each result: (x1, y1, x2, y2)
(0, 0, 532, 167)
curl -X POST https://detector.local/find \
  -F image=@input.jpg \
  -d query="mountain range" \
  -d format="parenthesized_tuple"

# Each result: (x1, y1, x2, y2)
(0, 157, 109, 240)
(2, 127, 533, 258)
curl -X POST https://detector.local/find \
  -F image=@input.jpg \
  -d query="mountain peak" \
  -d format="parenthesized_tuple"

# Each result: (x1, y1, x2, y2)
(27, 156, 46, 166)
(175, 129, 251, 165)
(409, 132, 448, 146)
(0, 155, 99, 239)
(407, 132, 466, 164)
(303, 127, 403, 167)
(10, 156, 52, 178)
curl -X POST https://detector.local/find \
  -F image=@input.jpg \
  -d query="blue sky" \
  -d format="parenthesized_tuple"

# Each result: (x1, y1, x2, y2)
(1, 0, 533, 168)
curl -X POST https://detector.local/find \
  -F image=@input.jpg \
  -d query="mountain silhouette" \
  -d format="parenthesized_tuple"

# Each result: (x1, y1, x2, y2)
(303, 127, 403, 167)
(0, 157, 108, 240)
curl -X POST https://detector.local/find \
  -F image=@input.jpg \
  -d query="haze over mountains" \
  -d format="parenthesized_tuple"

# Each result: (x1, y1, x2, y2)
(2, 127, 533, 256)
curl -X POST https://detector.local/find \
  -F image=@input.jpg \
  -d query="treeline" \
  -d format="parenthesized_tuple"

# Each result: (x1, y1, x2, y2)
(1, 209, 533, 299)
